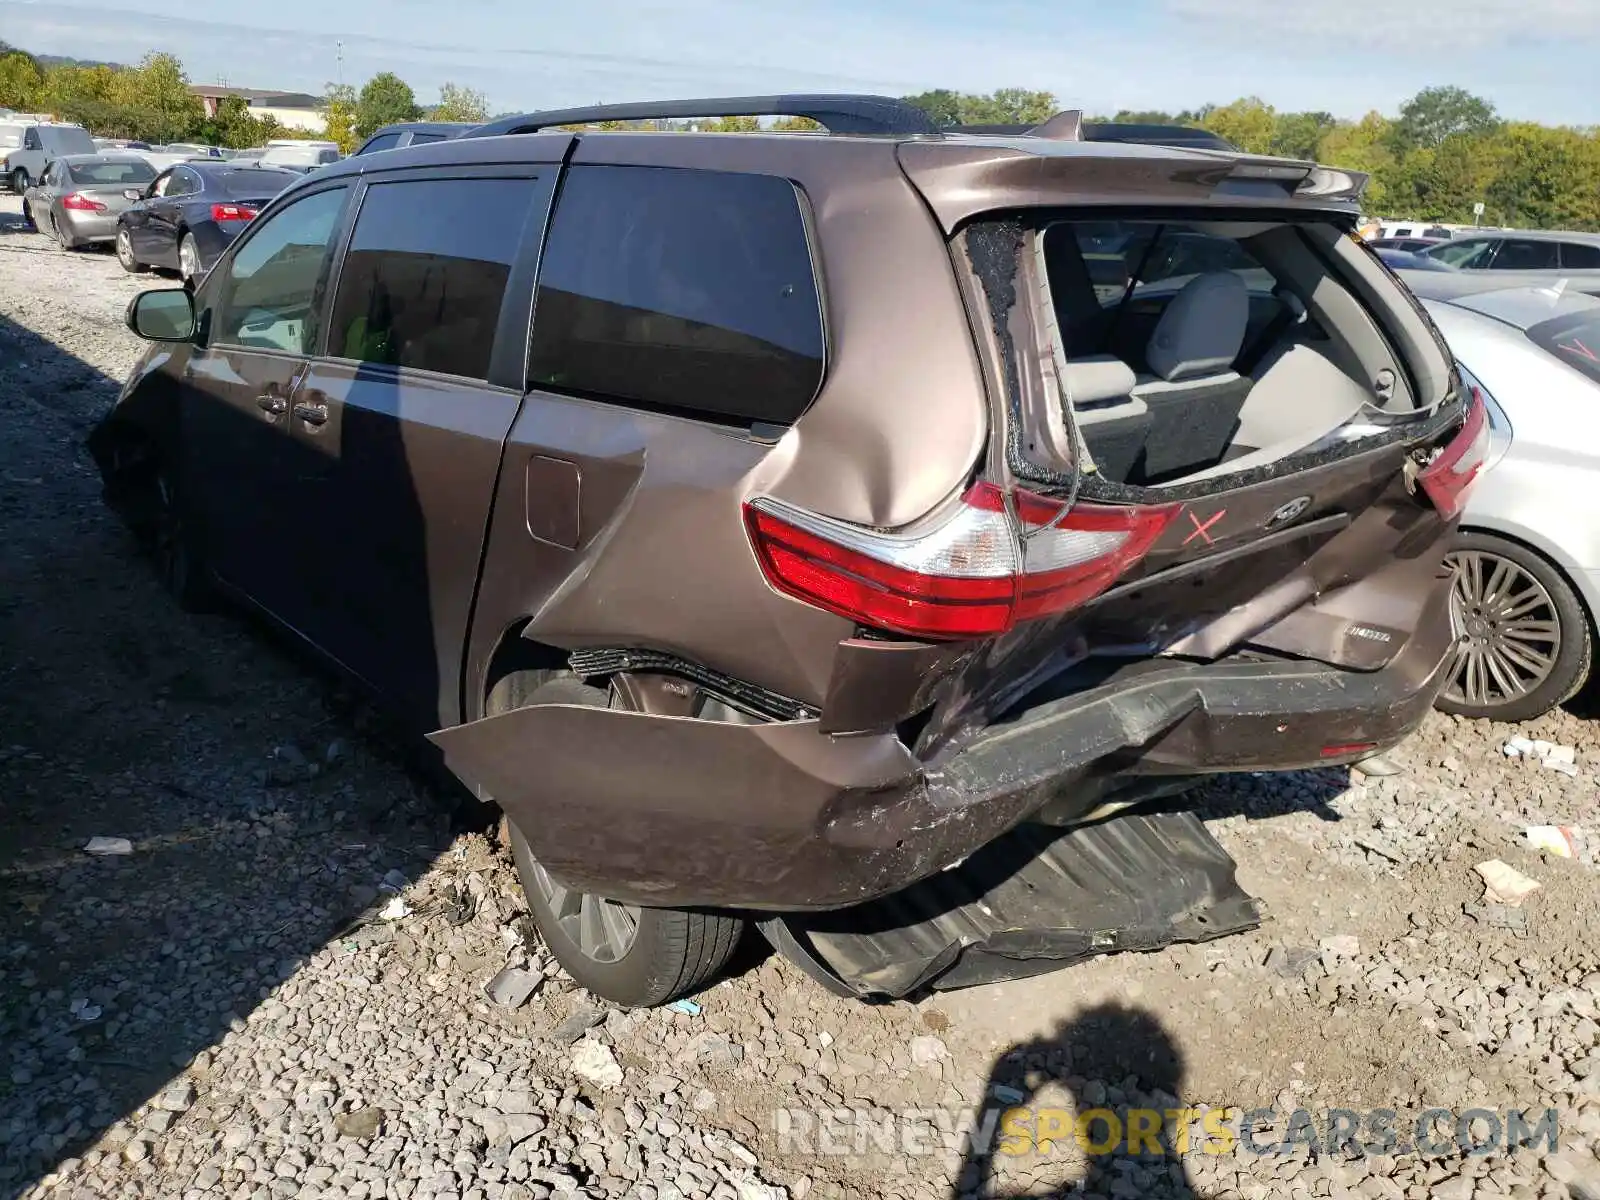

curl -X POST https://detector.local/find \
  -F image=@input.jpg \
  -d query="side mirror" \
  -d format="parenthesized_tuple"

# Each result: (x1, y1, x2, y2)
(126, 288, 196, 342)
(123, 188, 143, 202)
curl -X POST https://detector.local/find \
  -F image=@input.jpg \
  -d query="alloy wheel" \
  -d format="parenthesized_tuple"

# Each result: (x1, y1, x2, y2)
(178, 237, 200, 284)
(116, 229, 136, 270)
(151, 473, 192, 599)
(1443, 549, 1561, 710)
(523, 858, 640, 964)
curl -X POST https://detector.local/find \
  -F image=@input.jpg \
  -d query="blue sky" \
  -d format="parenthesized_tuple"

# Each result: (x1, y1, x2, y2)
(5, 0, 1599, 125)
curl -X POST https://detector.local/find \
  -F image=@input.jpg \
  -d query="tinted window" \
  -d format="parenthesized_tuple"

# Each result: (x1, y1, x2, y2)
(1491, 239, 1559, 270)
(1529, 311, 1600, 387)
(360, 132, 403, 153)
(528, 165, 825, 425)
(328, 177, 543, 381)
(1429, 238, 1494, 268)
(41, 127, 94, 155)
(408, 132, 446, 145)
(23, 128, 40, 151)
(213, 186, 348, 355)
(69, 159, 157, 186)
(1562, 242, 1600, 270)
(218, 168, 297, 197)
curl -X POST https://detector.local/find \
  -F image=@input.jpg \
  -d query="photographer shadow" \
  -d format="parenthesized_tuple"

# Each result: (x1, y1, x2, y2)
(955, 1003, 1211, 1199)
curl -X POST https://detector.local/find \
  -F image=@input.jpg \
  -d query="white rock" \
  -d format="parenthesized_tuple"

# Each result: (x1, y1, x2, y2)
(571, 1039, 624, 1089)
(909, 1036, 948, 1066)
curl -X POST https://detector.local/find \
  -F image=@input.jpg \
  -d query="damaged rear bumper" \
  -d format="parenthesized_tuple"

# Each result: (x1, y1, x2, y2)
(429, 591, 1453, 911)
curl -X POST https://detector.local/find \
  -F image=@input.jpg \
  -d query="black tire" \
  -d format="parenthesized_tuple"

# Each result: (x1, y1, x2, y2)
(20, 201, 34, 230)
(115, 226, 145, 273)
(142, 465, 213, 613)
(1438, 531, 1591, 722)
(494, 674, 745, 1007)
(8, 168, 27, 195)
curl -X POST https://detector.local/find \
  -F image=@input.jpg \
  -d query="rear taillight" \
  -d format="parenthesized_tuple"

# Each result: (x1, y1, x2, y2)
(1417, 387, 1488, 520)
(743, 483, 1179, 640)
(211, 203, 256, 222)
(61, 192, 106, 212)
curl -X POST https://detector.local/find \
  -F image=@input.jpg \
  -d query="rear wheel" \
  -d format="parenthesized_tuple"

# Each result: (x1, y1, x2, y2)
(8, 168, 26, 194)
(51, 216, 76, 251)
(178, 233, 201, 286)
(139, 464, 212, 613)
(116, 227, 145, 273)
(493, 673, 745, 1007)
(1439, 532, 1591, 722)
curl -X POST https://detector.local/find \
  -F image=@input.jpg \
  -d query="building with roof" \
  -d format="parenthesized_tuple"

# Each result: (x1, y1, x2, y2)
(190, 85, 326, 133)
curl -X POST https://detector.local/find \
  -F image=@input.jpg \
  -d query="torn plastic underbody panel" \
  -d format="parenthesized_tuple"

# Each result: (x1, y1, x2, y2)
(768, 806, 1262, 999)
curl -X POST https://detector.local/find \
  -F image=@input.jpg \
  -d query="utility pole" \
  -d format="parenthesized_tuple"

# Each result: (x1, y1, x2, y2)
(336, 40, 344, 89)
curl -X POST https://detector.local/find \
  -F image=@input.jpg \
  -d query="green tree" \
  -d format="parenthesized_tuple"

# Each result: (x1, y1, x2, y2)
(430, 82, 488, 123)
(1317, 111, 1398, 210)
(1484, 123, 1600, 231)
(322, 83, 359, 152)
(1392, 86, 1499, 153)
(700, 116, 760, 133)
(354, 72, 421, 139)
(0, 51, 45, 110)
(1270, 110, 1337, 160)
(1198, 97, 1277, 155)
(902, 89, 963, 128)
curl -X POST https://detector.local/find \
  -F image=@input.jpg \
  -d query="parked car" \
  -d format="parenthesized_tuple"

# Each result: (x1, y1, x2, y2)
(353, 121, 477, 155)
(1402, 282, 1600, 721)
(1423, 230, 1600, 273)
(20, 153, 159, 250)
(1376, 247, 1457, 272)
(115, 161, 301, 284)
(1371, 236, 1447, 253)
(258, 141, 342, 173)
(89, 95, 1479, 1007)
(2, 121, 96, 192)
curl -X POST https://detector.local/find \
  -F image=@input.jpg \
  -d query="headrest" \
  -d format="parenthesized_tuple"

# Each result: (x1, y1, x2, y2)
(1146, 271, 1250, 382)
(1062, 354, 1137, 407)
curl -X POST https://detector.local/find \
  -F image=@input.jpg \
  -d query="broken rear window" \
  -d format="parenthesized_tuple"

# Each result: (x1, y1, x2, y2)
(1529, 311, 1600, 387)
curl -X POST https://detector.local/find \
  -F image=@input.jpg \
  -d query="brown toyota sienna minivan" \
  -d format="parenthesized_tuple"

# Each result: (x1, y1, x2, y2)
(90, 96, 1484, 1007)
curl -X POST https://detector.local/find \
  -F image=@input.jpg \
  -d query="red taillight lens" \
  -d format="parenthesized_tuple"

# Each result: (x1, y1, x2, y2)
(1417, 387, 1488, 520)
(61, 192, 107, 212)
(211, 203, 256, 222)
(744, 483, 1178, 641)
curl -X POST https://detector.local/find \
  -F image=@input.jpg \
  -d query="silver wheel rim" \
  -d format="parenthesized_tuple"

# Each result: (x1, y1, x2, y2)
(526, 859, 640, 964)
(117, 229, 134, 267)
(179, 239, 199, 281)
(1443, 549, 1561, 709)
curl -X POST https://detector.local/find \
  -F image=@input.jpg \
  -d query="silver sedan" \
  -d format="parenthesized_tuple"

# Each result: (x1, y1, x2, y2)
(1415, 282, 1600, 720)
(21, 153, 159, 250)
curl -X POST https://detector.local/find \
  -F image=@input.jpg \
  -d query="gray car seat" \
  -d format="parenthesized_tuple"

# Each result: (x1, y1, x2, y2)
(1129, 271, 1252, 480)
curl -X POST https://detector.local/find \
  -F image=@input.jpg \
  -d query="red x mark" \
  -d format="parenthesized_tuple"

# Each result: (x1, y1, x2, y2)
(1183, 508, 1226, 546)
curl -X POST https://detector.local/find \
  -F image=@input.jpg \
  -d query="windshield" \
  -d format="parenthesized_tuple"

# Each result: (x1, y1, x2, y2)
(219, 168, 298, 196)
(1529, 311, 1600, 388)
(1427, 239, 1494, 268)
(69, 160, 158, 186)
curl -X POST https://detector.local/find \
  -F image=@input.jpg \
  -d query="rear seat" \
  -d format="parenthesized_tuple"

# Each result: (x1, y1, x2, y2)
(1065, 271, 1253, 483)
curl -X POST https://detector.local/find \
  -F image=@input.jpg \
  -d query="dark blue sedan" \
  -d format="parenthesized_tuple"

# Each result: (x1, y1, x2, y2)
(115, 161, 301, 284)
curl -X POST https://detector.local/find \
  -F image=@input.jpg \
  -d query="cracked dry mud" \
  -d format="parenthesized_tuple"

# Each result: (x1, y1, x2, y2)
(2, 193, 1600, 1200)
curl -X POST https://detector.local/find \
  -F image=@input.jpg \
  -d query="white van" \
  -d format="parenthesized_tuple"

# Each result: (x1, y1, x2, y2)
(3, 122, 97, 192)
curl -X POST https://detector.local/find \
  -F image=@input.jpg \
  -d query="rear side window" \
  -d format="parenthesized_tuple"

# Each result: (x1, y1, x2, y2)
(1561, 242, 1600, 269)
(1429, 238, 1492, 268)
(528, 164, 825, 425)
(1491, 239, 1559, 270)
(361, 132, 403, 153)
(409, 133, 446, 145)
(328, 176, 546, 381)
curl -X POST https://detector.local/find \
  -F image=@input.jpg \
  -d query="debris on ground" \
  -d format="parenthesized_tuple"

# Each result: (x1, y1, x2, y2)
(482, 963, 542, 1009)
(550, 1003, 608, 1045)
(670, 998, 703, 1016)
(1475, 858, 1543, 905)
(569, 1039, 624, 1088)
(1503, 736, 1580, 775)
(82, 836, 133, 856)
(377, 895, 410, 921)
(1524, 823, 1580, 858)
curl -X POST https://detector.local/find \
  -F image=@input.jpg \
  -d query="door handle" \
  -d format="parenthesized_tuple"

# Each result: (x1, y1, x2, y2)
(255, 394, 287, 415)
(292, 402, 328, 426)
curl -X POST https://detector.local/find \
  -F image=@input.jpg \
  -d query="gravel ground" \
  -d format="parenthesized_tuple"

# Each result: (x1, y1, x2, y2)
(3, 191, 1600, 1200)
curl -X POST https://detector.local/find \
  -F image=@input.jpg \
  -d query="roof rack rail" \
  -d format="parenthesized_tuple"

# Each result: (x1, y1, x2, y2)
(464, 94, 939, 138)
